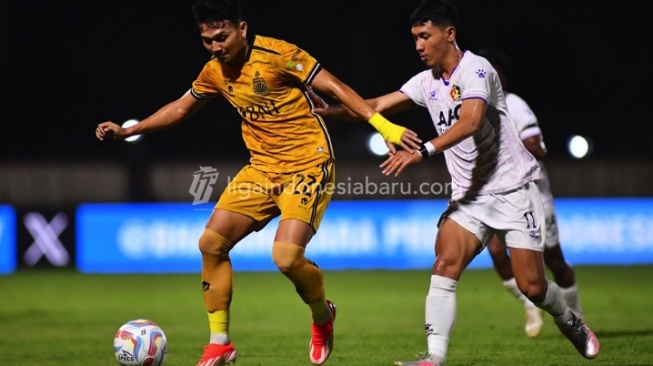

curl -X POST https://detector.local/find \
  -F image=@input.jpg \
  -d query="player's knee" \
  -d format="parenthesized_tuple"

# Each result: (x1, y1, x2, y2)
(198, 229, 233, 257)
(433, 242, 478, 279)
(271, 241, 305, 273)
(521, 281, 546, 302)
(433, 255, 464, 279)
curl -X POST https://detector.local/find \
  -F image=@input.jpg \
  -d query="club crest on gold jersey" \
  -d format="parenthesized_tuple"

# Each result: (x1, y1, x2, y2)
(225, 79, 235, 95)
(253, 71, 269, 96)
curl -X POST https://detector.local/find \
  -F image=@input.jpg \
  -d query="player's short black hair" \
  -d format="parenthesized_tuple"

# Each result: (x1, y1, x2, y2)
(409, 0, 459, 29)
(192, 0, 242, 25)
(477, 47, 512, 76)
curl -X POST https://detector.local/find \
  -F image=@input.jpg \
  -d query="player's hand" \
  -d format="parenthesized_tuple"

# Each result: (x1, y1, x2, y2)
(306, 86, 328, 116)
(397, 129, 422, 152)
(96, 121, 127, 141)
(383, 128, 422, 155)
(380, 149, 422, 177)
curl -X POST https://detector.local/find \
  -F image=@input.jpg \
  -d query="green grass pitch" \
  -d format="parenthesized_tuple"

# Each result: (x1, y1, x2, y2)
(1, 266, 652, 365)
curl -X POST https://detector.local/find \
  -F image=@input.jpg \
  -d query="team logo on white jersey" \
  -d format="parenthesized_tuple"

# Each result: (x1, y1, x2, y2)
(450, 85, 461, 101)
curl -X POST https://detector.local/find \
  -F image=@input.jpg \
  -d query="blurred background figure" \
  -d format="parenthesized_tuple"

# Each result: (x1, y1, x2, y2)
(477, 47, 584, 338)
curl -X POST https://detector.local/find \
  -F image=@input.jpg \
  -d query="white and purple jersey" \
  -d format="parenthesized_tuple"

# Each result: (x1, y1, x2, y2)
(400, 51, 540, 200)
(505, 92, 554, 216)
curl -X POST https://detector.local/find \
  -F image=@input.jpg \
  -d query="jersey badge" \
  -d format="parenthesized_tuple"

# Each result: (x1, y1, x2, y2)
(252, 71, 269, 96)
(450, 85, 461, 102)
(225, 79, 234, 95)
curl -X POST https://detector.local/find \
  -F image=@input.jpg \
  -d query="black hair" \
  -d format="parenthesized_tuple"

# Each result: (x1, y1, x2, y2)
(477, 47, 512, 77)
(409, 0, 459, 29)
(192, 0, 242, 25)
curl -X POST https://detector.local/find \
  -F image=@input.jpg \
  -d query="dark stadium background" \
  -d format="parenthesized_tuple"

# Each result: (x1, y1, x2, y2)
(1, 0, 647, 163)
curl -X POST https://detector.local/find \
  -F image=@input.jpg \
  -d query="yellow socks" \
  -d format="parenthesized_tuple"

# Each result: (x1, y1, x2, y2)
(272, 241, 328, 323)
(198, 228, 234, 344)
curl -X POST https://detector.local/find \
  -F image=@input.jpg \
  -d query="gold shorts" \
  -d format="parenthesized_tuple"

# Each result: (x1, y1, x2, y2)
(216, 160, 335, 232)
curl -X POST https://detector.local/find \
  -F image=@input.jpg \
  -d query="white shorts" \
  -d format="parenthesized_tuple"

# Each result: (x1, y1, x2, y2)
(439, 181, 545, 251)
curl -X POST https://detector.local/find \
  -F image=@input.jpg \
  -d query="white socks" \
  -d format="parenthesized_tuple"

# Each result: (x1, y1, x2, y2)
(425, 275, 457, 361)
(560, 284, 583, 318)
(209, 334, 230, 345)
(535, 280, 573, 324)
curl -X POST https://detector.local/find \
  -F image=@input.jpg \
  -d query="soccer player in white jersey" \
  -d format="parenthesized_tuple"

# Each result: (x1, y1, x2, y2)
(308, 0, 599, 365)
(477, 47, 585, 339)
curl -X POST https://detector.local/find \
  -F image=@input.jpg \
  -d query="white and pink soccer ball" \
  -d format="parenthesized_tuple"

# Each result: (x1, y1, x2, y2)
(113, 319, 168, 366)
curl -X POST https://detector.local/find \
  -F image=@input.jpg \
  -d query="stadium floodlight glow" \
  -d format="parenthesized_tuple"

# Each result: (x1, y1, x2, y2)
(122, 119, 142, 142)
(367, 132, 389, 156)
(568, 135, 590, 159)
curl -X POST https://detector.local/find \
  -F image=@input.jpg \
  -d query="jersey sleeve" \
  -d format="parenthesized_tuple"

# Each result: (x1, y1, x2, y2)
(273, 40, 322, 85)
(460, 59, 493, 103)
(505, 93, 541, 140)
(190, 60, 220, 99)
(400, 71, 429, 107)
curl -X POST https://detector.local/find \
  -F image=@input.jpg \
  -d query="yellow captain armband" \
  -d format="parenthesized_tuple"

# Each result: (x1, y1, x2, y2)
(367, 112, 406, 144)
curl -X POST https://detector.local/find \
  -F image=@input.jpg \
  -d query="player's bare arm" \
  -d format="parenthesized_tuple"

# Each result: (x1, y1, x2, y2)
(96, 91, 208, 141)
(367, 91, 415, 117)
(307, 88, 413, 120)
(428, 98, 486, 151)
(309, 69, 422, 152)
(305, 86, 356, 121)
(522, 135, 547, 159)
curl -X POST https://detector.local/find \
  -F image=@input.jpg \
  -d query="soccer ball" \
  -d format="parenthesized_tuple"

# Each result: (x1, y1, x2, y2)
(113, 319, 168, 366)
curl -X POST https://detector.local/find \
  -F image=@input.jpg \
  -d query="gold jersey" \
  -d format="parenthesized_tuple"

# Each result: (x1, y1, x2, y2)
(191, 35, 334, 173)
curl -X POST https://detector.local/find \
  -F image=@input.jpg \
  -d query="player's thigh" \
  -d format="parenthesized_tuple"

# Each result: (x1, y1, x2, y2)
(205, 209, 259, 244)
(274, 219, 315, 248)
(434, 214, 484, 279)
(276, 160, 334, 239)
(213, 165, 280, 242)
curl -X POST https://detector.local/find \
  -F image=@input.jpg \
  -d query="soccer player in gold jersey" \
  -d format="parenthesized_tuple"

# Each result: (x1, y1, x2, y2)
(95, 0, 421, 365)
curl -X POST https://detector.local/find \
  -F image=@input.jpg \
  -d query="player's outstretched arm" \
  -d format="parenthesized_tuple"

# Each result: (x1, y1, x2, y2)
(95, 90, 208, 141)
(309, 69, 421, 152)
(305, 86, 357, 121)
